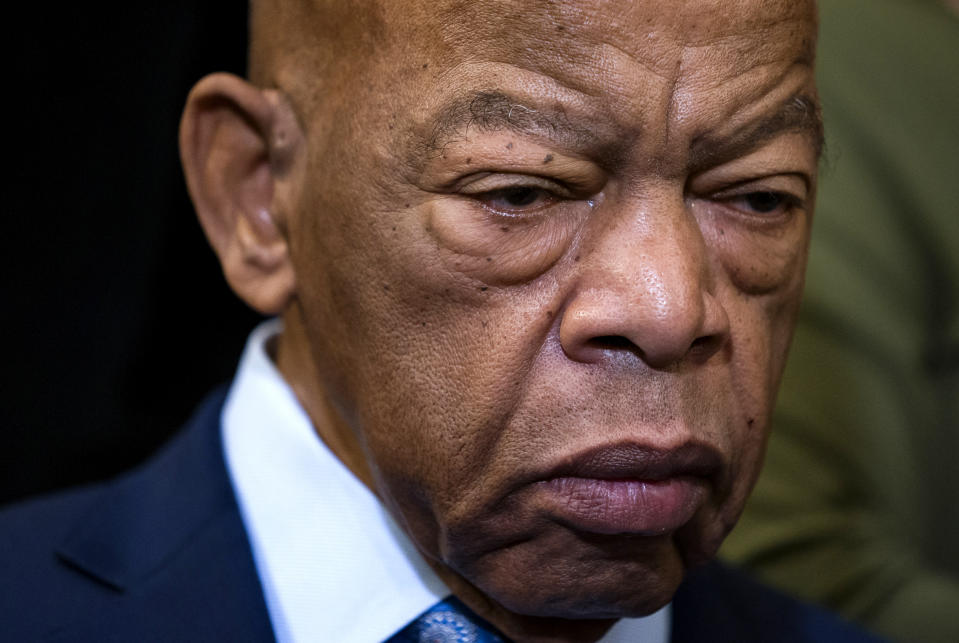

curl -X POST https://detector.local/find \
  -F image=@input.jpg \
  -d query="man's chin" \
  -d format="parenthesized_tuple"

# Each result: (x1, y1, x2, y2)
(506, 592, 675, 622)
(453, 533, 690, 621)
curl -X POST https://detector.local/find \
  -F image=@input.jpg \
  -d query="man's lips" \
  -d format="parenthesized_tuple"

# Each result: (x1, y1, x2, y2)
(548, 442, 723, 481)
(534, 442, 722, 536)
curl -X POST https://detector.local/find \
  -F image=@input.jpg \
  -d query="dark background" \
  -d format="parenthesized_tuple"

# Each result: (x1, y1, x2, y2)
(2, 2, 259, 505)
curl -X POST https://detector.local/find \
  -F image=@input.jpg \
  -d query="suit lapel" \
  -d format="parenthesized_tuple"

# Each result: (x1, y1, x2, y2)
(670, 561, 886, 643)
(670, 561, 816, 643)
(54, 388, 276, 642)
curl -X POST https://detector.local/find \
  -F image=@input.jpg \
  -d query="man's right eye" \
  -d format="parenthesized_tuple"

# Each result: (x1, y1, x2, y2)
(469, 185, 560, 216)
(479, 186, 556, 214)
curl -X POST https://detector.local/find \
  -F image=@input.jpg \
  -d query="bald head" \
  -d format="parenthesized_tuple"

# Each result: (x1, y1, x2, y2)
(249, 2, 816, 89)
(247, 1, 334, 98)
(246, 0, 818, 178)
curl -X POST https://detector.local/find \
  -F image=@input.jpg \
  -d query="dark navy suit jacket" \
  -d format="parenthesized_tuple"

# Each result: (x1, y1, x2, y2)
(1, 389, 884, 642)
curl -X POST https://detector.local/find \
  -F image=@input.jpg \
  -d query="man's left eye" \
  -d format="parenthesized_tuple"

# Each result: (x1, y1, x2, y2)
(723, 191, 796, 216)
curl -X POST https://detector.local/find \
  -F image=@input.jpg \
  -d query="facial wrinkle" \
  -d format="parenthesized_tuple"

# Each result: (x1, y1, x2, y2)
(662, 49, 686, 154)
(687, 92, 824, 170)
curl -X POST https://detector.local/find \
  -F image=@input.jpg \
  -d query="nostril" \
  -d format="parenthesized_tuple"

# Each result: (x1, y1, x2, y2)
(688, 334, 724, 361)
(582, 333, 723, 365)
(589, 335, 637, 352)
(690, 335, 710, 350)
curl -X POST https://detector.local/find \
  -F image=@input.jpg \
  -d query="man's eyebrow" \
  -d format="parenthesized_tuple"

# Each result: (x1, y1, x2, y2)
(690, 94, 825, 167)
(419, 90, 824, 166)
(424, 90, 600, 154)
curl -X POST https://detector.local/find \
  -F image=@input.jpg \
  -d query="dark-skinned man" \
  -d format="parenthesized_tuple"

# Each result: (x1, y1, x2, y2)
(1, 1, 885, 641)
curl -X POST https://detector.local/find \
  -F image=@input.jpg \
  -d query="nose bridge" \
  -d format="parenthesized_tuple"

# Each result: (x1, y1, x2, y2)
(623, 201, 706, 316)
(560, 188, 720, 368)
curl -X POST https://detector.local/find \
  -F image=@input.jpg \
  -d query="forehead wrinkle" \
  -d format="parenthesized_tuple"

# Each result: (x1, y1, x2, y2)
(423, 90, 611, 157)
(689, 92, 824, 170)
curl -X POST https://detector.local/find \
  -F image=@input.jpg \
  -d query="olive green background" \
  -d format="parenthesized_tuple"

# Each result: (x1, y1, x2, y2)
(721, 2, 959, 642)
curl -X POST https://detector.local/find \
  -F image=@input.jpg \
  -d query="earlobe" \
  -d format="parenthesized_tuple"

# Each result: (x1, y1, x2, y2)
(179, 72, 301, 315)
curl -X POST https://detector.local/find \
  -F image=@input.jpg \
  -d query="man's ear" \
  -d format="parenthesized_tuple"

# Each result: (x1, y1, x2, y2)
(179, 72, 301, 315)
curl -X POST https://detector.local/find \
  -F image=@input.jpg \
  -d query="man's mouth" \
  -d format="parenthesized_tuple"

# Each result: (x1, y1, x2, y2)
(535, 442, 722, 536)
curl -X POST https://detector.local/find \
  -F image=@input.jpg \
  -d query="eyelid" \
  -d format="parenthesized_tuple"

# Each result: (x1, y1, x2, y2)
(687, 133, 817, 196)
(457, 173, 576, 198)
(706, 173, 809, 203)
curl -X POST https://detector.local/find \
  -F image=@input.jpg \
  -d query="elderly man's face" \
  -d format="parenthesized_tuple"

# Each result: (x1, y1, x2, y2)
(276, 0, 818, 629)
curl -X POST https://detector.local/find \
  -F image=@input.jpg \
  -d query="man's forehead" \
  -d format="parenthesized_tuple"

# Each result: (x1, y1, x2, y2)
(424, 0, 815, 45)
(389, 1, 819, 168)
(256, 0, 816, 63)
(254, 0, 818, 172)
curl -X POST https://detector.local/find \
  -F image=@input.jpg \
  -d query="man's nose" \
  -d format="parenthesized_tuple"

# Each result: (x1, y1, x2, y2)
(559, 194, 730, 370)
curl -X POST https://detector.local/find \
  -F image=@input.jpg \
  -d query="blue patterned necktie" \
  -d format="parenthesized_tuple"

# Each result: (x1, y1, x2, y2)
(387, 596, 507, 643)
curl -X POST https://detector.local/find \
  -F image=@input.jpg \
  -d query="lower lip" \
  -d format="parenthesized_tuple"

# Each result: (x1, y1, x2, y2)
(538, 477, 705, 536)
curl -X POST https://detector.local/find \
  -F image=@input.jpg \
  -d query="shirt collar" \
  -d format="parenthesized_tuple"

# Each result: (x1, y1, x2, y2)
(222, 320, 670, 643)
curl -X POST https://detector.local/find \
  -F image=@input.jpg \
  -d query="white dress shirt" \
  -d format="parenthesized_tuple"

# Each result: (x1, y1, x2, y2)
(222, 321, 670, 642)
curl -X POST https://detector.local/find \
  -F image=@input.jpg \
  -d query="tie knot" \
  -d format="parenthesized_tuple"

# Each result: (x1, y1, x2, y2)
(389, 596, 506, 643)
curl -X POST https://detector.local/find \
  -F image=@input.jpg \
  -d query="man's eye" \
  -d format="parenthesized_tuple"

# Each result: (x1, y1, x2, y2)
(479, 186, 555, 213)
(724, 191, 795, 215)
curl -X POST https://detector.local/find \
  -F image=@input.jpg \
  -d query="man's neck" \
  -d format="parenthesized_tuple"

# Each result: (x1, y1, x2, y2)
(275, 305, 377, 489)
